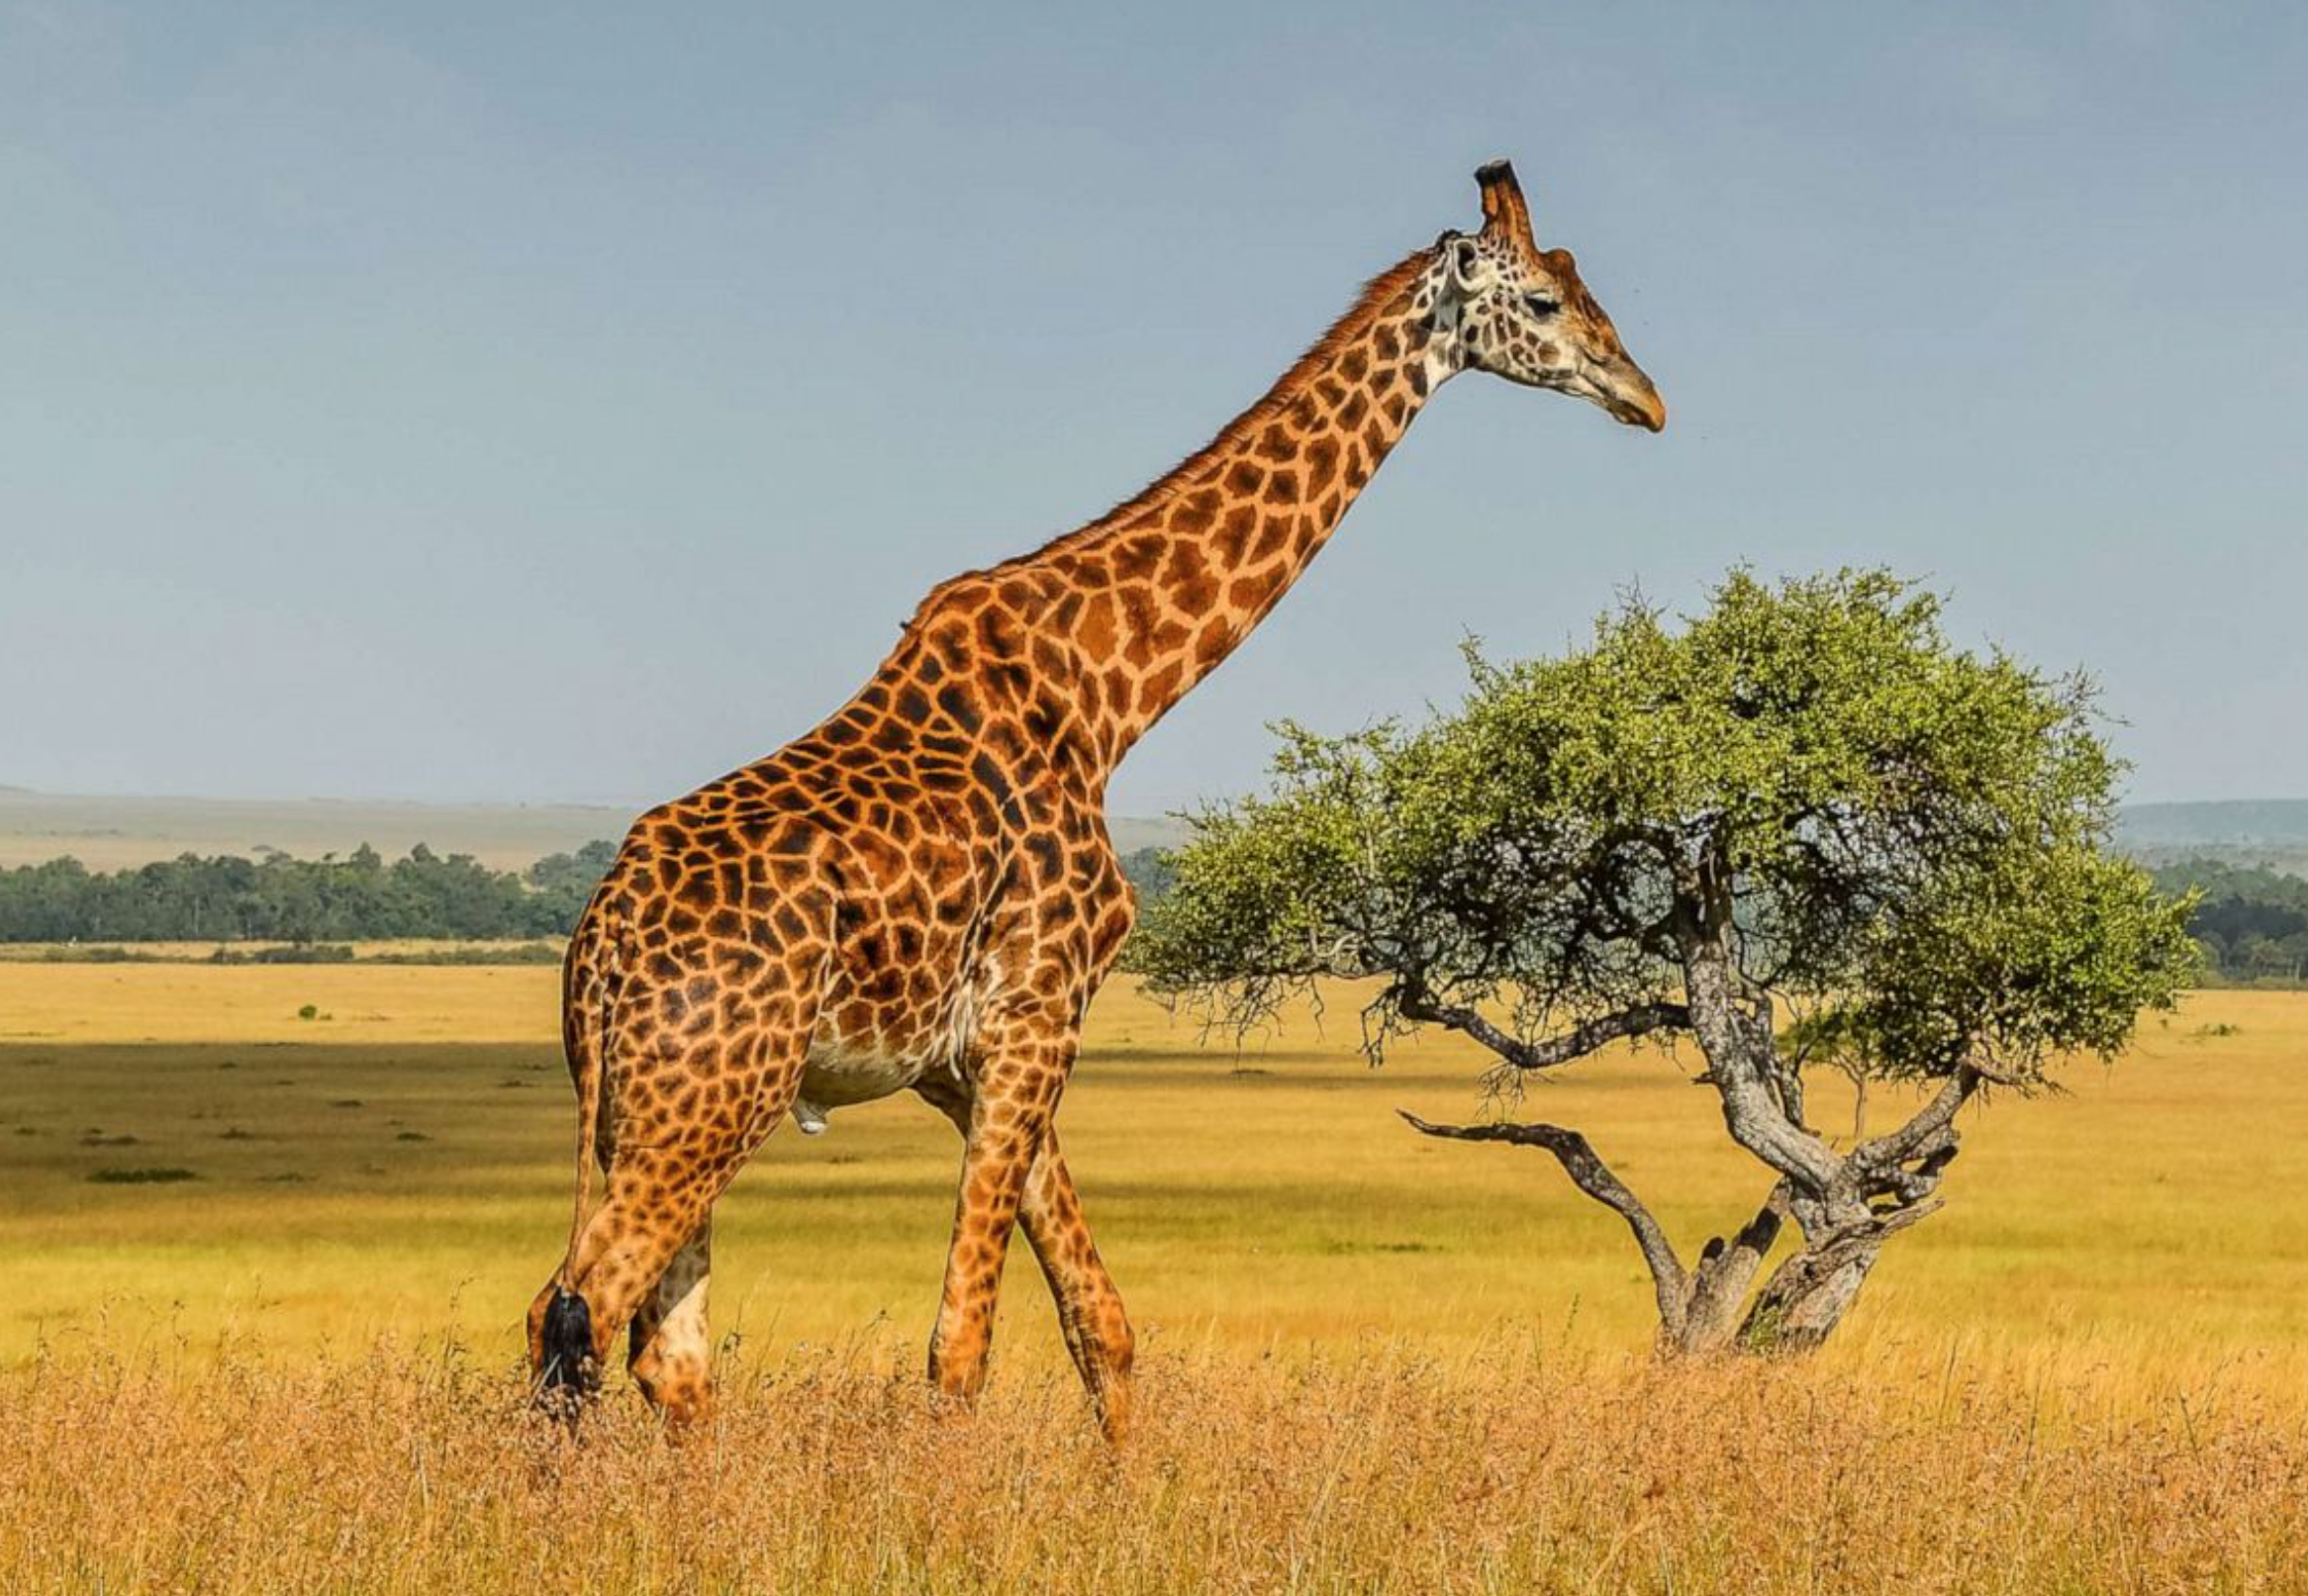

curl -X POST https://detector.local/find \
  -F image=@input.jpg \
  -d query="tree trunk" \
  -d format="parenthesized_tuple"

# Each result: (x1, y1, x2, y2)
(1404, 886, 1977, 1361)
(1735, 1239, 1881, 1352)
(1670, 1187, 1784, 1354)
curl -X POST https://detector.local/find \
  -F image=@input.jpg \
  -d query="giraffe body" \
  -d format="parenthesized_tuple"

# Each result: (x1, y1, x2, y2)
(529, 161, 1664, 1436)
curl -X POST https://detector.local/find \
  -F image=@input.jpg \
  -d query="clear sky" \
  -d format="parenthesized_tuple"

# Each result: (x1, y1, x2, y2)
(4, 2, 2303, 814)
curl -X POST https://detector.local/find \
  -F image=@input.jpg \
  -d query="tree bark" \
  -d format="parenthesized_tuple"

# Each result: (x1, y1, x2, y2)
(1393, 988, 1690, 1074)
(1733, 1199, 1938, 1352)
(1675, 1185, 1787, 1354)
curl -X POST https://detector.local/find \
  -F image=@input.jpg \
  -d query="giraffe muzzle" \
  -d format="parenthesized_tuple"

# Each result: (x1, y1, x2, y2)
(1595, 355, 1667, 432)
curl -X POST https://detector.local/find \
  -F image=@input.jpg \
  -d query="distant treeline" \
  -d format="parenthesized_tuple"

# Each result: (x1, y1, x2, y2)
(1118, 846, 1177, 903)
(14, 842, 2286, 982)
(2151, 858, 2308, 984)
(0, 841, 618, 943)
(0, 838, 1182, 946)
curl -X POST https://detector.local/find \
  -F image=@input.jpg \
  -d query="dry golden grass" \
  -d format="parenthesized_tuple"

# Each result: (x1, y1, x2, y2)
(3, 966, 2304, 1374)
(4, 964, 2307, 1592)
(0, 959, 554, 1045)
(3, 1340, 2303, 1595)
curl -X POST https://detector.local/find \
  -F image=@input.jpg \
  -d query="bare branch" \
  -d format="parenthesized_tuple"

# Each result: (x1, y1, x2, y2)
(1400, 1110, 1689, 1337)
(1393, 987, 1689, 1074)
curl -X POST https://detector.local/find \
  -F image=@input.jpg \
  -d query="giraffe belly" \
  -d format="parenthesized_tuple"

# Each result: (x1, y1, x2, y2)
(793, 963, 990, 1130)
(796, 1039, 937, 1113)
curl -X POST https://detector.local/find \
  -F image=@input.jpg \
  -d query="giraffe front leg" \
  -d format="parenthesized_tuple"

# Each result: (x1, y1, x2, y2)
(926, 1015, 1071, 1406)
(914, 1080, 1136, 1439)
(1019, 1132, 1135, 1440)
(627, 1214, 714, 1427)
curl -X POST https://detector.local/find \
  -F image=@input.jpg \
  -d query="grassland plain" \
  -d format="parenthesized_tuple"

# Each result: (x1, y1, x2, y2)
(3, 965, 2306, 1593)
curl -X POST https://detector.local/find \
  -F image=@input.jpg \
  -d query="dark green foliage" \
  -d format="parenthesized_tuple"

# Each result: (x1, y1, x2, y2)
(1118, 846, 1179, 903)
(364, 943, 565, 966)
(2151, 858, 2308, 984)
(526, 839, 622, 930)
(0, 840, 622, 944)
(86, 1168, 199, 1184)
(212, 944, 358, 965)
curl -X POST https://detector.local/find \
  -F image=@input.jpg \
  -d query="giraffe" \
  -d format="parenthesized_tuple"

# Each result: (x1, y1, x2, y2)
(528, 159, 1665, 1439)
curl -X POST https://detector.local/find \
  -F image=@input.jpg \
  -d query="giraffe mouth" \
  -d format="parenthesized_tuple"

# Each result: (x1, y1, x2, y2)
(1586, 356, 1667, 432)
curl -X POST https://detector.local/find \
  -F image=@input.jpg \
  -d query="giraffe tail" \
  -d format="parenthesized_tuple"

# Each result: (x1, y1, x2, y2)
(539, 903, 618, 1400)
(537, 1283, 595, 1400)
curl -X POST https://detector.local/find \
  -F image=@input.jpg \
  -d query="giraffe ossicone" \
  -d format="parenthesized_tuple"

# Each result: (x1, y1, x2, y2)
(527, 158, 1664, 1438)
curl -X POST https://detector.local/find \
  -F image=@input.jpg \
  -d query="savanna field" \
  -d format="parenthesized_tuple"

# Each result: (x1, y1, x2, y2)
(4, 958, 2306, 1593)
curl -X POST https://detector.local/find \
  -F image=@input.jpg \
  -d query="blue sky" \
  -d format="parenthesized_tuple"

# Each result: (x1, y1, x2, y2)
(4, 2, 2303, 813)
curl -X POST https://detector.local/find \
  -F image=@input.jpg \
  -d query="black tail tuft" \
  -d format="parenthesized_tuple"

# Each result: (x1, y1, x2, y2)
(538, 1286, 597, 1399)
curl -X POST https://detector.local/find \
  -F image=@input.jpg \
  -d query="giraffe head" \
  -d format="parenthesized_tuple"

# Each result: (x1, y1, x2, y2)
(1432, 160, 1666, 431)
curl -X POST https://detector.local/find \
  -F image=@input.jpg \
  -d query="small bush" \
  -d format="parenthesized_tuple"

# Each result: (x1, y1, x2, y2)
(367, 942, 563, 966)
(38, 946, 157, 964)
(86, 1168, 199, 1184)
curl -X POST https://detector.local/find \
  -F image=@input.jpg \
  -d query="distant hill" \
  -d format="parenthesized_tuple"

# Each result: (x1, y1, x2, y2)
(2116, 800, 2308, 877)
(0, 789, 638, 872)
(2117, 800, 2308, 849)
(0, 788, 1192, 873)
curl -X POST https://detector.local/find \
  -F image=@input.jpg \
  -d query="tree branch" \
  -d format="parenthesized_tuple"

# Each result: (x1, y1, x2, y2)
(1400, 1110, 1689, 1338)
(1851, 1066, 1979, 1204)
(1392, 987, 1689, 1074)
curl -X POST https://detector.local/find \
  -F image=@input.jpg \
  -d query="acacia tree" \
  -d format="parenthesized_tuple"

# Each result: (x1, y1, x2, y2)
(1130, 571, 2195, 1354)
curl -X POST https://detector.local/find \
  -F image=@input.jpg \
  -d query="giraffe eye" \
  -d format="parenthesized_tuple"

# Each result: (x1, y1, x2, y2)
(1523, 294, 1562, 319)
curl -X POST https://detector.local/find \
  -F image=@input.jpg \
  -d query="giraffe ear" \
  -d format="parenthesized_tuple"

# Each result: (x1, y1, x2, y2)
(1475, 159, 1535, 245)
(1444, 234, 1491, 295)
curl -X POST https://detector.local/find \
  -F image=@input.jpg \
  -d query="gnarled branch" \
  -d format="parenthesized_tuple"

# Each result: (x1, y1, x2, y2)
(1400, 1110, 1690, 1338)
(1392, 987, 1689, 1074)
(1738, 1198, 1942, 1353)
(1850, 1065, 1978, 1205)
(1681, 1181, 1791, 1351)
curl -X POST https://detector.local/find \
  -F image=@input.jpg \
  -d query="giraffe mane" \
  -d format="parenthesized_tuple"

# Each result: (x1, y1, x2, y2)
(915, 243, 1438, 612)
(1073, 244, 1437, 535)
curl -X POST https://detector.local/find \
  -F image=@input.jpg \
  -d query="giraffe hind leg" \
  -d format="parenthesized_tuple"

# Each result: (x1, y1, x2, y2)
(557, 1041, 805, 1414)
(530, 912, 828, 1418)
(627, 1216, 714, 1426)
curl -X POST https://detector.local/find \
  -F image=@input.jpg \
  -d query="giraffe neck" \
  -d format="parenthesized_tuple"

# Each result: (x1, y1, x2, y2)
(978, 247, 1458, 774)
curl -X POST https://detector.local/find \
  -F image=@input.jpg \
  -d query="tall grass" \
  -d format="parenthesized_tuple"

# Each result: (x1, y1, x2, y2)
(4, 1340, 2302, 1595)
